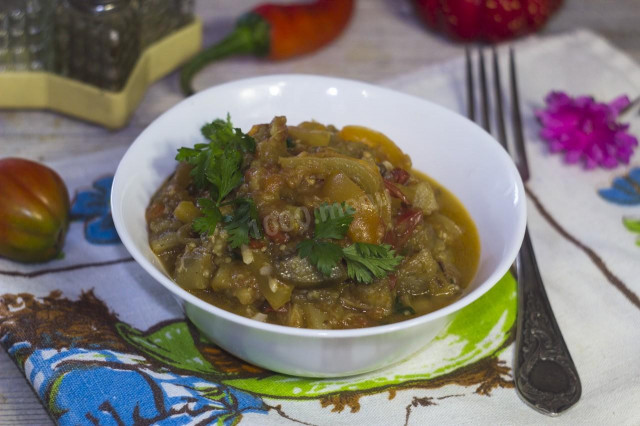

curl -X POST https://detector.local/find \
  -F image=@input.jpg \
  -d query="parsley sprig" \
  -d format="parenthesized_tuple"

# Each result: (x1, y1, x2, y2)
(223, 198, 261, 248)
(297, 202, 403, 284)
(313, 202, 356, 240)
(297, 240, 344, 276)
(176, 114, 259, 247)
(192, 198, 222, 236)
(343, 243, 403, 284)
(176, 114, 255, 201)
(296, 203, 352, 276)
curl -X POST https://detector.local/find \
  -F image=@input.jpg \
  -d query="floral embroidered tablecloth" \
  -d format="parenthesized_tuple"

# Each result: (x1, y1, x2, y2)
(1, 30, 639, 425)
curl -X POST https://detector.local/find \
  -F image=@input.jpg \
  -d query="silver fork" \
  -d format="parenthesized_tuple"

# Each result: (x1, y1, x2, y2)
(465, 47, 581, 416)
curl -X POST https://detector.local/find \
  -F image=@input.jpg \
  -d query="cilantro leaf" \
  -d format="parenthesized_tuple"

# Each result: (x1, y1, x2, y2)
(296, 203, 402, 281)
(223, 198, 261, 248)
(176, 114, 262, 242)
(225, 222, 249, 249)
(176, 146, 213, 189)
(207, 147, 243, 203)
(313, 202, 355, 240)
(175, 114, 255, 195)
(192, 198, 222, 235)
(342, 243, 403, 284)
(297, 240, 344, 276)
(201, 114, 255, 153)
(201, 116, 234, 142)
(175, 146, 200, 162)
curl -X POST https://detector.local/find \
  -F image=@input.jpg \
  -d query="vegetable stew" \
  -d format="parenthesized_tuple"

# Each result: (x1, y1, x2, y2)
(146, 116, 479, 329)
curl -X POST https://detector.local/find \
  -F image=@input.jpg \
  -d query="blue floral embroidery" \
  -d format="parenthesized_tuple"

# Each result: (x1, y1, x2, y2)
(16, 346, 267, 425)
(70, 176, 120, 244)
(598, 167, 640, 205)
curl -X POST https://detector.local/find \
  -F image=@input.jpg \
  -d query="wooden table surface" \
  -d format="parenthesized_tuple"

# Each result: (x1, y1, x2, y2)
(1, 0, 639, 424)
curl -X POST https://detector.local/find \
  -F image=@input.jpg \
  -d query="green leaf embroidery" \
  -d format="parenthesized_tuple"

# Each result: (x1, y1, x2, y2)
(622, 217, 640, 233)
(116, 322, 219, 375)
(622, 217, 640, 247)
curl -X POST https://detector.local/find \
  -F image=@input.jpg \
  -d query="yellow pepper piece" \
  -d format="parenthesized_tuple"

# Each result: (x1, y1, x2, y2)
(287, 126, 332, 146)
(297, 121, 328, 131)
(339, 125, 412, 170)
(279, 155, 383, 196)
(321, 173, 384, 244)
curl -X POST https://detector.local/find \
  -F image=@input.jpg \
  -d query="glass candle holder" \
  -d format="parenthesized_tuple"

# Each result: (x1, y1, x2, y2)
(56, 0, 139, 91)
(0, 0, 55, 71)
(138, 0, 195, 49)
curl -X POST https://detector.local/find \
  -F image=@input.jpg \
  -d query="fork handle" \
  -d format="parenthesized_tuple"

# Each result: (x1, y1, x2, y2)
(514, 228, 581, 415)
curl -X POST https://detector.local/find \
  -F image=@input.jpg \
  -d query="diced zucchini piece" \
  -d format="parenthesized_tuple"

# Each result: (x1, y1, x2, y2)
(259, 277, 293, 310)
(409, 182, 439, 215)
(275, 255, 346, 288)
(173, 201, 200, 223)
(397, 249, 459, 297)
(174, 249, 213, 290)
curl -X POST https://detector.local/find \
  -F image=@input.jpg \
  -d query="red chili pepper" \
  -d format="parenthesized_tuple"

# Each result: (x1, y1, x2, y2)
(180, 0, 355, 96)
(388, 273, 398, 290)
(388, 168, 410, 185)
(384, 180, 409, 205)
(267, 230, 290, 245)
(248, 238, 266, 249)
(383, 208, 423, 249)
(394, 208, 424, 249)
(383, 228, 396, 246)
(261, 301, 289, 314)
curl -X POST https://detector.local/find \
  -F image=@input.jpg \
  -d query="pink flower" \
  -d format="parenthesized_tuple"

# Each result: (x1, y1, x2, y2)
(536, 92, 638, 169)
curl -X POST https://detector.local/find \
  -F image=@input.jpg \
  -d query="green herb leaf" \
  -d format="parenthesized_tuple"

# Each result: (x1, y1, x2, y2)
(295, 204, 401, 281)
(192, 198, 222, 235)
(201, 114, 255, 153)
(226, 223, 249, 249)
(175, 146, 200, 162)
(342, 243, 403, 284)
(297, 240, 344, 276)
(224, 198, 261, 248)
(177, 114, 259, 240)
(313, 202, 355, 240)
(207, 147, 243, 203)
(176, 114, 255, 195)
(176, 146, 213, 189)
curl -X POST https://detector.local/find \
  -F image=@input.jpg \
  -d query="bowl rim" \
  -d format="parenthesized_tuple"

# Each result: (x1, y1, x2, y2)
(112, 73, 526, 339)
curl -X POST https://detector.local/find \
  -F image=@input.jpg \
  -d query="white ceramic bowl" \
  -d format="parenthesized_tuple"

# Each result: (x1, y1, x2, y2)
(112, 74, 526, 378)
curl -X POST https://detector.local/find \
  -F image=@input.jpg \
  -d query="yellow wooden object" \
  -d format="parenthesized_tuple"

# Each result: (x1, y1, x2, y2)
(0, 19, 202, 129)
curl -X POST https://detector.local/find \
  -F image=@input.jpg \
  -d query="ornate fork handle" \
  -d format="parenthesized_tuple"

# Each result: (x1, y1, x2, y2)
(515, 229, 582, 415)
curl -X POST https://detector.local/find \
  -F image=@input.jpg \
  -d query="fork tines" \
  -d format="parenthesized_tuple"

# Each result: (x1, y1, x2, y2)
(465, 46, 530, 182)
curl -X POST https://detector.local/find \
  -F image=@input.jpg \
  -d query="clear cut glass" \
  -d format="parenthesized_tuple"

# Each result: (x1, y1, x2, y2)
(56, 0, 139, 91)
(0, 0, 55, 72)
(138, 0, 195, 49)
